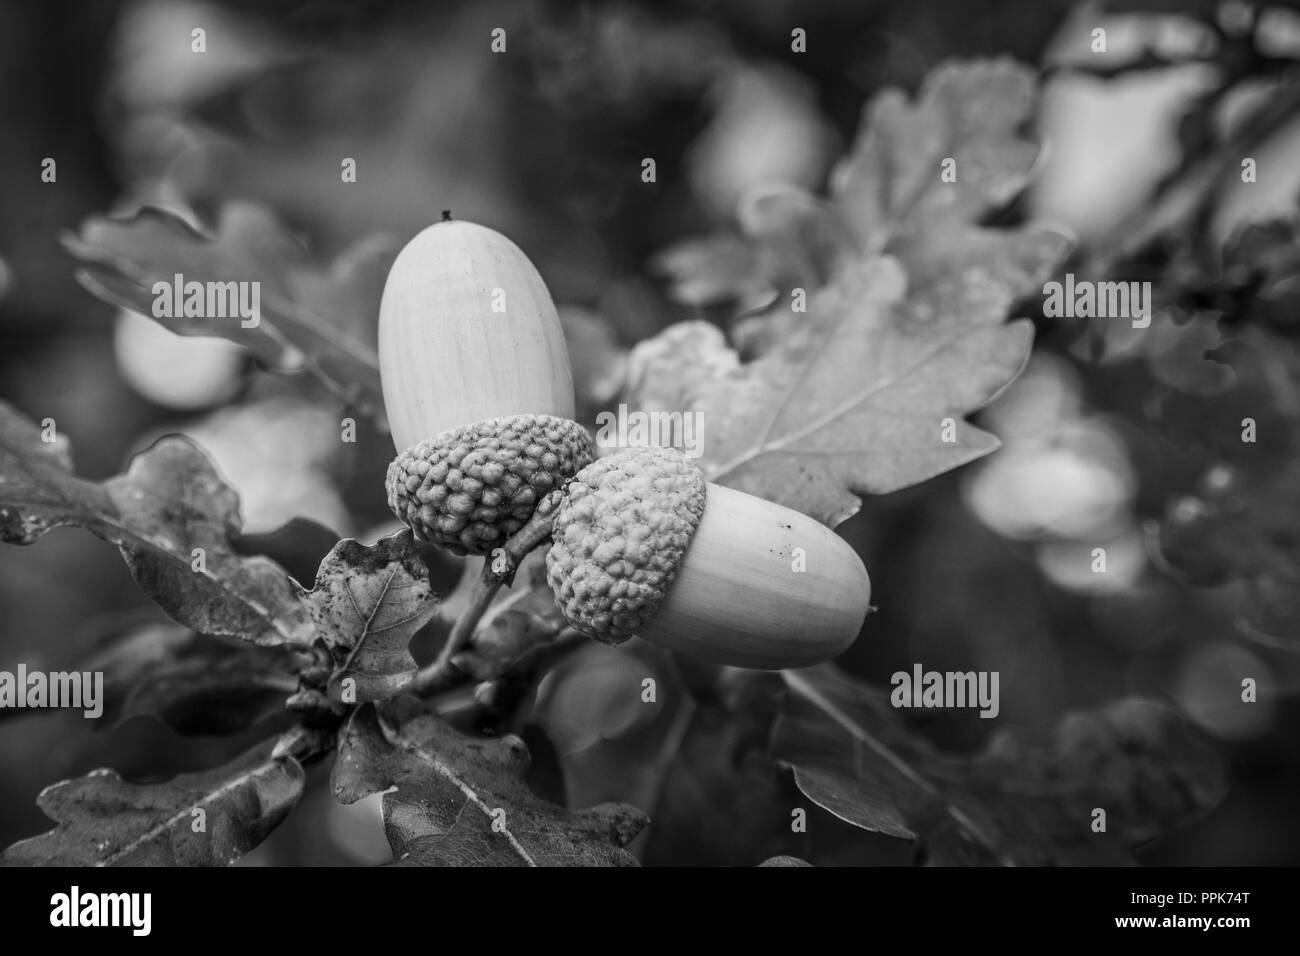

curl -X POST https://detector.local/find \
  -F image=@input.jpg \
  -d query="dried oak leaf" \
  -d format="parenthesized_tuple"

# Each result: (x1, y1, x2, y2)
(332, 697, 646, 866)
(298, 530, 439, 703)
(0, 400, 313, 647)
(1, 738, 304, 866)
(773, 666, 1226, 866)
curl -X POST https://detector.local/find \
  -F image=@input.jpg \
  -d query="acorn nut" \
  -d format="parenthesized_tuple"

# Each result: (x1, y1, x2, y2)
(546, 446, 872, 669)
(378, 216, 594, 554)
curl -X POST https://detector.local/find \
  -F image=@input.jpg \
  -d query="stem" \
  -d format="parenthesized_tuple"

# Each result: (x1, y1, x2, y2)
(410, 489, 565, 697)
(422, 558, 498, 682)
(482, 487, 566, 588)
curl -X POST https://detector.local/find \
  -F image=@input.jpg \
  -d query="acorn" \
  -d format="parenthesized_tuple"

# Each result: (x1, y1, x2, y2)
(380, 216, 593, 555)
(546, 447, 871, 669)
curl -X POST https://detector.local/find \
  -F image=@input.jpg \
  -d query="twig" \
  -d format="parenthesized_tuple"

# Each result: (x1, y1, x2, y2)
(271, 724, 336, 764)
(425, 628, 589, 719)
(482, 487, 567, 589)
(424, 558, 498, 678)
(410, 489, 565, 696)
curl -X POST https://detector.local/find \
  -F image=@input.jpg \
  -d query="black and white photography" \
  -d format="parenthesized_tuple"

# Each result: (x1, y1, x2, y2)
(0, 0, 1295, 914)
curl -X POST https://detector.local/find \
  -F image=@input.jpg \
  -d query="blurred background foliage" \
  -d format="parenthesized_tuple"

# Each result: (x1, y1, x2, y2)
(1, 0, 1298, 865)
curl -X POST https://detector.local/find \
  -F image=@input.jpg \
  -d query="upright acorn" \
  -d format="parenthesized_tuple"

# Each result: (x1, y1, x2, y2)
(546, 447, 871, 669)
(380, 216, 593, 555)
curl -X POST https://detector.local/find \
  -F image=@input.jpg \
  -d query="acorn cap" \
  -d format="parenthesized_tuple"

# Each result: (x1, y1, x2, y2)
(388, 414, 593, 556)
(546, 446, 707, 644)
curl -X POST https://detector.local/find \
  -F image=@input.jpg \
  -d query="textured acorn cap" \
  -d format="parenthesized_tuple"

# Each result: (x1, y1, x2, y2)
(388, 414, 593, 556)
(546, 446, 707, 644)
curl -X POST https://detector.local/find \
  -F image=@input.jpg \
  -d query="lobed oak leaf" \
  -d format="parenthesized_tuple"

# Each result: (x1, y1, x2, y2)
(1, 738, 304, 866)
(298, 530, 439, 704)
(83, 621, 297, 735)
(627, 257, 1038, 527)
(774, 666, 1226, 865)
(0, 401, 313, 647)
(63, 202, 396, 420)
(332, 698, 646, 866)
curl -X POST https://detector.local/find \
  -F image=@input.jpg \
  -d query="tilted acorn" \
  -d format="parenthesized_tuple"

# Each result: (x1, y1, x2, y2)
(380, 216, 593, 555)
(546, 446, 871, 669)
